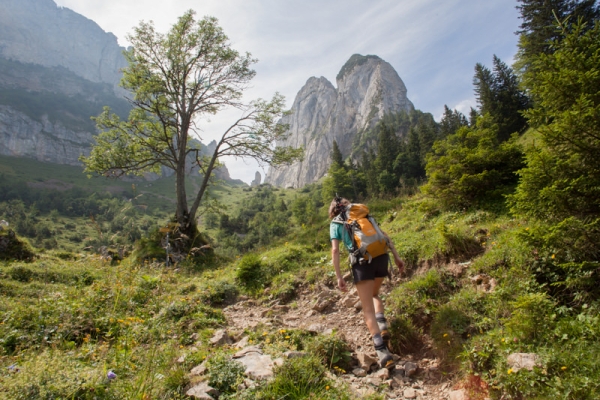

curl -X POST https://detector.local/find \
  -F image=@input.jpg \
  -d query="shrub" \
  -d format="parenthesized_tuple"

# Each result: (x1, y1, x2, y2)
(235, 253, 264, 292)
(256, 355, 350, 400)
(388, 316, 421, 354)
(431, 304, 471, 368)
(199, 280, 238, 306)
(205, 352, 245, 395)
(306, 332, 353, 373)
(504, 292, 554, 343)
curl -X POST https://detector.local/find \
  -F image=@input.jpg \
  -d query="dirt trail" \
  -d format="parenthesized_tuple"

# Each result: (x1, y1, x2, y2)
(222, 273, 459, 399)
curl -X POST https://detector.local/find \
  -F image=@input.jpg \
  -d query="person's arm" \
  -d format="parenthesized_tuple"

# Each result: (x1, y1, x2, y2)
(331, 239, 347, 292)
(384, 233, 405, 275)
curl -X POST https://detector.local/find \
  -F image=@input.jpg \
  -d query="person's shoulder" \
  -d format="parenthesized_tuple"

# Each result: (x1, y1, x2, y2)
(331, 215, 344, 224)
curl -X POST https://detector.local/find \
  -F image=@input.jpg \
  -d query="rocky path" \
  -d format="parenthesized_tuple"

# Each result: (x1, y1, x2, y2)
(221, 273, 466, 400)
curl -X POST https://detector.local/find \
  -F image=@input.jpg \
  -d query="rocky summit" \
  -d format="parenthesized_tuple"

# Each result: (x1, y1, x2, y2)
(265, 54, 414, 188)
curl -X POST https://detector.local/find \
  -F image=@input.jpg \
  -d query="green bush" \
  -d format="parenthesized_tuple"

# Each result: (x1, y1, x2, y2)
(388, 316, 421, 354)
(431, 304, 471, 368)
(306, 332, 353, 373)
(235, 253, 263, 292)
(255, 355, 350, 400)
(504, 292, 554, 343)
(206, 352, 245, 395)
(199, 280, 238, 306)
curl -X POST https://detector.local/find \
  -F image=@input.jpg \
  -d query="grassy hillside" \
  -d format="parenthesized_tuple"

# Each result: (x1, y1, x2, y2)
(2, 187, 597, 399)
(0, 155, 266, 254)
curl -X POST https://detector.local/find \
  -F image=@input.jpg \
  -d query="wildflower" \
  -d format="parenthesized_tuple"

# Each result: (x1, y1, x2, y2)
(285, 336, 290, 339)
(443, 333, 448, 338)
(326, 386, 330, 390)
(107, 370, 117, 380)
(501, 338, 505, 342)
(551, 254, 556, 259)
(507, 368, 513, 375)
(279, 329, 286, 334)
(561, 366, 567, 371)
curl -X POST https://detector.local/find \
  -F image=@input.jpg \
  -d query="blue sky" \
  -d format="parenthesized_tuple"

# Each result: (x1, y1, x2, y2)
(54, 0, 522, 184)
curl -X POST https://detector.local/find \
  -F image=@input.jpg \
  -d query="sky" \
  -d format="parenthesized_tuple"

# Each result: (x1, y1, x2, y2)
(54, 0, 523, 184)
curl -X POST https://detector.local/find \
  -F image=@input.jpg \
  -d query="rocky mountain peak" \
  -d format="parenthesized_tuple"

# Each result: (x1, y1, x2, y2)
(265, 54, 413, 188)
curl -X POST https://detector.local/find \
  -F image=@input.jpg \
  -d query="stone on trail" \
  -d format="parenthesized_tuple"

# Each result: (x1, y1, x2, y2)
(209, 329, 231, 346)
(404, 361, 419, 377)
(189, 361, 207, 376)
(233, 346, 282, 380)
(185, 381, 219, 399)
(357, 351, 378, 370)
(449, 388, 468, 400)
(507, 352, 541, 372)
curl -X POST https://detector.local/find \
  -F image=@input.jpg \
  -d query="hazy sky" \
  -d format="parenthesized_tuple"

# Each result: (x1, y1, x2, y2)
(54, 0, 522, 184)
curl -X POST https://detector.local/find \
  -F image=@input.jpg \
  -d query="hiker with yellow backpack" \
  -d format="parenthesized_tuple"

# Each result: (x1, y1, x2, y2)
(328, 196, 405, 370)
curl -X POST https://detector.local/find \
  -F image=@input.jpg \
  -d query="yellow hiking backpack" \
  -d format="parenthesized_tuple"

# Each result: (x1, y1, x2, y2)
(339, 203, 389, 264)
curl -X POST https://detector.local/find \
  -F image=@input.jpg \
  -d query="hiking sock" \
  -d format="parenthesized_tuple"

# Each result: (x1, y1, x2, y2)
(372, 332, 385, 349)
(376, 313, 390, 346)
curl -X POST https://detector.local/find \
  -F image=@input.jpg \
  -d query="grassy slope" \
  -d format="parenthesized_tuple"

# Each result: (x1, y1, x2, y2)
(1, 187, 599, 398)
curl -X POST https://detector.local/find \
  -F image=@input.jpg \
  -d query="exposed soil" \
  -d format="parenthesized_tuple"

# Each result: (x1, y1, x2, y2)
(222, 271, 461, 399)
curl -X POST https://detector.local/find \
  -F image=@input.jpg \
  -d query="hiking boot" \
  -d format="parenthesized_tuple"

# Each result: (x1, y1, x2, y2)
(376, 347, 395, 370)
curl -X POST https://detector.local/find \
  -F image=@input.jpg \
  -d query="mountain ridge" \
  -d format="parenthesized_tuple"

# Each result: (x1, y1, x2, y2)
(265, 54, 414, 188)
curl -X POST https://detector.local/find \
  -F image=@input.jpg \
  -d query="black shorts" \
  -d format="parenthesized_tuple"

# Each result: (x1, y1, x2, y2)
(351, 253, 390, 283)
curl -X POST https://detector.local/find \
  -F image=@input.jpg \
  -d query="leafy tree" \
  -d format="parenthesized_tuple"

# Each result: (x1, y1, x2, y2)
(81, 11, 302, 248)
(423, 115, 524, 210)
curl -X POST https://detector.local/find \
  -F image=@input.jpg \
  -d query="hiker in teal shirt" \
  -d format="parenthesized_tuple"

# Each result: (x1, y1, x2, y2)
(329, 196, 405, 370)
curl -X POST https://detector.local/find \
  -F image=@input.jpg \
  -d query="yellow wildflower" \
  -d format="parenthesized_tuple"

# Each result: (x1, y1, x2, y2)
(508, 368, 513, 374)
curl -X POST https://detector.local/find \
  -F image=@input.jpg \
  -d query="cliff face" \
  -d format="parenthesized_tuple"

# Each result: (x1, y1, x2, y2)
(265, 54, 414, 188)
(0, 0, 231, 179)
(0, 105, 93, 165)
(0, 0, 127, 94)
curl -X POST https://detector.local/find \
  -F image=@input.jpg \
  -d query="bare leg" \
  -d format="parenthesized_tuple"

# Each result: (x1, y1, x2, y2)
(355, 279, 379, 336)
(372, 277, 385, 314)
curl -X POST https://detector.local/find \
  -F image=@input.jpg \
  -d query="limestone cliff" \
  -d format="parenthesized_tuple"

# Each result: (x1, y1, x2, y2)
(0, 0, 231, 180)
(265, 54, 414, 188)
(0, 0, 127, 94)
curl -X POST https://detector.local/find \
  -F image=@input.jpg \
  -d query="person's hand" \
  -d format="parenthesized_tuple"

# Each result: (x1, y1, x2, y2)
(337, 276, 347, 292)
(394, 256, 405, 276)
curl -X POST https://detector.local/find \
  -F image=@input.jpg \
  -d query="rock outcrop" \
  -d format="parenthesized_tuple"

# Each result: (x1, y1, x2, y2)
(0, 0, 232, 180)
(0, 105, 93, 165)
(265, 54, 414, 188)
(0, 0, 127, 94)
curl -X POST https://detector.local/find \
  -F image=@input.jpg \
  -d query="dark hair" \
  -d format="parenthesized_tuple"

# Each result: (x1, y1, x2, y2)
(328, 197, 349, 219)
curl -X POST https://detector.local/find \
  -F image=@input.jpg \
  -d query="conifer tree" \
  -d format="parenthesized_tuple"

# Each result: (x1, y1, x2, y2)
(473, 56, 530, 141)
(515, 0, 599, 75)
(330, 140, 345, 168)
(439, 105, 468, 138)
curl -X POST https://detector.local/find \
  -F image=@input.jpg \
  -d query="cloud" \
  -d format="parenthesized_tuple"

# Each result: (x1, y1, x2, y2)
(54, 0, 522, 184)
